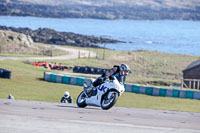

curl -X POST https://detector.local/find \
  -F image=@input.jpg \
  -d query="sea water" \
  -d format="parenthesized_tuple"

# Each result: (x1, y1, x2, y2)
(0, 16, 200, 55)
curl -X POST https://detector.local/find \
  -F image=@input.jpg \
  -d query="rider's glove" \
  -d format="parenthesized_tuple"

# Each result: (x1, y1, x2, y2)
(109, 76, 114, 80)
(97, 77, 105, 84)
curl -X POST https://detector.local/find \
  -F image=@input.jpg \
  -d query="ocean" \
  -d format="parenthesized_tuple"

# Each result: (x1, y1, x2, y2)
(1, 16, 200, 55)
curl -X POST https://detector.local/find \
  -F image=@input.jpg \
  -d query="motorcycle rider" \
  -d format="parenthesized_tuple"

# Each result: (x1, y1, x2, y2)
(60, 91, 73, 103)
(85, 64, 131, 97)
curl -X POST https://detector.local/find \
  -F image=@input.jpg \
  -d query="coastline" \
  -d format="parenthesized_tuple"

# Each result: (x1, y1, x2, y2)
(0, 16, 199, 55)
(0, 25, 123, 48)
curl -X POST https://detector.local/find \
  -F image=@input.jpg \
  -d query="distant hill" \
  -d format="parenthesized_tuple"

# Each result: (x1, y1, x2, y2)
(1, 0, 200, 20)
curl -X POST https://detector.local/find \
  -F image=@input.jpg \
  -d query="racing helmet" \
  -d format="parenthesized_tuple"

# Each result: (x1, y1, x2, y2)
(120, 64, 131, 75)
(64, 91, 70, 98)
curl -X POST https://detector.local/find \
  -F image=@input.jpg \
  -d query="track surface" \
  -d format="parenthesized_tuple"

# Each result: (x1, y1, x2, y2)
(0, 99, 200, 133)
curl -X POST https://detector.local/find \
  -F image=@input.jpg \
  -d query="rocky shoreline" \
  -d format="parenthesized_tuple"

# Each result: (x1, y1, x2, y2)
(0, 26, 123, 48)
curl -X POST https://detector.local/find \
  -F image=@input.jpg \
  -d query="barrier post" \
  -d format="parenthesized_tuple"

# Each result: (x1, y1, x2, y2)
(62, 75, 71, 84)
(172, 89, 180, 98)
(76, 77, 85, 86)
(186, 90, 194, 99)
(132, 84, 140, 94)
(146, 86, 153, 95)
(159, 88, 167, 97)
(50, 73, 56, 82)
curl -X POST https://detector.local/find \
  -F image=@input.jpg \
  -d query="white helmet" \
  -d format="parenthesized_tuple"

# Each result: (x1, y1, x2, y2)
(64, 91, 70, 97)
(120, 64, 131, 75)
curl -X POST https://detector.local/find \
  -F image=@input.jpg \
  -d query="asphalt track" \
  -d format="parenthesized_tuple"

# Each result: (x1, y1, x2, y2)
(0, 99, 200, 133)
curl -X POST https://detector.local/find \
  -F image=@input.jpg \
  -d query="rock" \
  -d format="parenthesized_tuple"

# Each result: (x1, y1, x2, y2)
(17, 34, 33, 47)
(0, 30, 35, 54)
(8, 35, 15, 41)
(0, 26, 122, 48)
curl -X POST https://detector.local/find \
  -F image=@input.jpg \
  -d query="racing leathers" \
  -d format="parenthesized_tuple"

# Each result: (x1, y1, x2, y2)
(93, 65, 126, 87)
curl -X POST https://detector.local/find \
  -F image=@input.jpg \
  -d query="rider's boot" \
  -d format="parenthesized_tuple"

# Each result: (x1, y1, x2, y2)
(91, 87, 97, 96)
(84, 86, 97, 98)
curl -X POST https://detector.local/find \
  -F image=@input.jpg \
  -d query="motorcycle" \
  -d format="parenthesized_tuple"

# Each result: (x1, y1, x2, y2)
(76, 76, 125, 110)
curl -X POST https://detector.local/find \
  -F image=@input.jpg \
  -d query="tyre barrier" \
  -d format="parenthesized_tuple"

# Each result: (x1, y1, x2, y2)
(44, 72, 200, 100)
(0, 68, 11, 79)
(44, 72, 94, 87)
(73, 66, 108, 75)
(124, 84, 200, 100)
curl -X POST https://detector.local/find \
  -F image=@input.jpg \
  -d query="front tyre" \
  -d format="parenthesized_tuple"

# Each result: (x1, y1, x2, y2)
(101, 91, 118, 110)
(77, 91, 87, 108)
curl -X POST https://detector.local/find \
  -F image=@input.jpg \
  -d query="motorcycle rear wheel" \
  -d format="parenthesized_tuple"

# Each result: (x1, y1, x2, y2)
(77, 91, 87, 108)
(101, 91, 118, 110)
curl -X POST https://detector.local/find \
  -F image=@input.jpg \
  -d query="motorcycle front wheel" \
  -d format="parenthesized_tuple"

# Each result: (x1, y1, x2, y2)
(101, 90, 118, 110)
(77, 91, 87, 108)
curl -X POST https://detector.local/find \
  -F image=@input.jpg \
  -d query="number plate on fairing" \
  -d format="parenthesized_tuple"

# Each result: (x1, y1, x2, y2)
(96, 85, 110, 92)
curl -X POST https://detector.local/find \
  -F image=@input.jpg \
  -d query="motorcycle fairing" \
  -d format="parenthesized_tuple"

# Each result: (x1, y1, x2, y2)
(85, 77, 125, 107)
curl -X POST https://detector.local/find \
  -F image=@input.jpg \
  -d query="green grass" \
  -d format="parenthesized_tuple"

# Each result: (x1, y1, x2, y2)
(52, 49, 68, 56)
(0, 60, 200, 112)
(0, 60, 81, 102)
(34, 46, 200, 86)
(0, 42, 68, 57)
(2, 45, 199, 87)
(0, 53, 48, 57)
(116, 93, 200, 112)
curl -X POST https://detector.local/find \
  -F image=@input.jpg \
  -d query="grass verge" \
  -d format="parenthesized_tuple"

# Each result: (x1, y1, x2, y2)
(32, 45, 200, 86)
(0, 60, 200, 112)
(0, 53, 48, 57)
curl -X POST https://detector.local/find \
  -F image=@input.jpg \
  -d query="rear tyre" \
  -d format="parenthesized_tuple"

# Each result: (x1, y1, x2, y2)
(101, 90, 118, 110)
(76, 91, 87, 108)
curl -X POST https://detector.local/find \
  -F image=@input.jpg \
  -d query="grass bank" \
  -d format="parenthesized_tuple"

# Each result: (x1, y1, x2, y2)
(35, 46, 200, 86)
(0, 60, 200, 112)
(0, 53, 47, 57)
(0, 61, 81, 102)
(0, 43, 68, 57)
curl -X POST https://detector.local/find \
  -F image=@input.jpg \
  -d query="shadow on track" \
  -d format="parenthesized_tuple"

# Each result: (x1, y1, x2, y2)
(56, 105, 101, 110)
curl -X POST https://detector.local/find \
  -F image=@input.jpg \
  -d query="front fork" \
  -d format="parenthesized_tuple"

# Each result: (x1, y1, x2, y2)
(83, 87, 90, 98)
